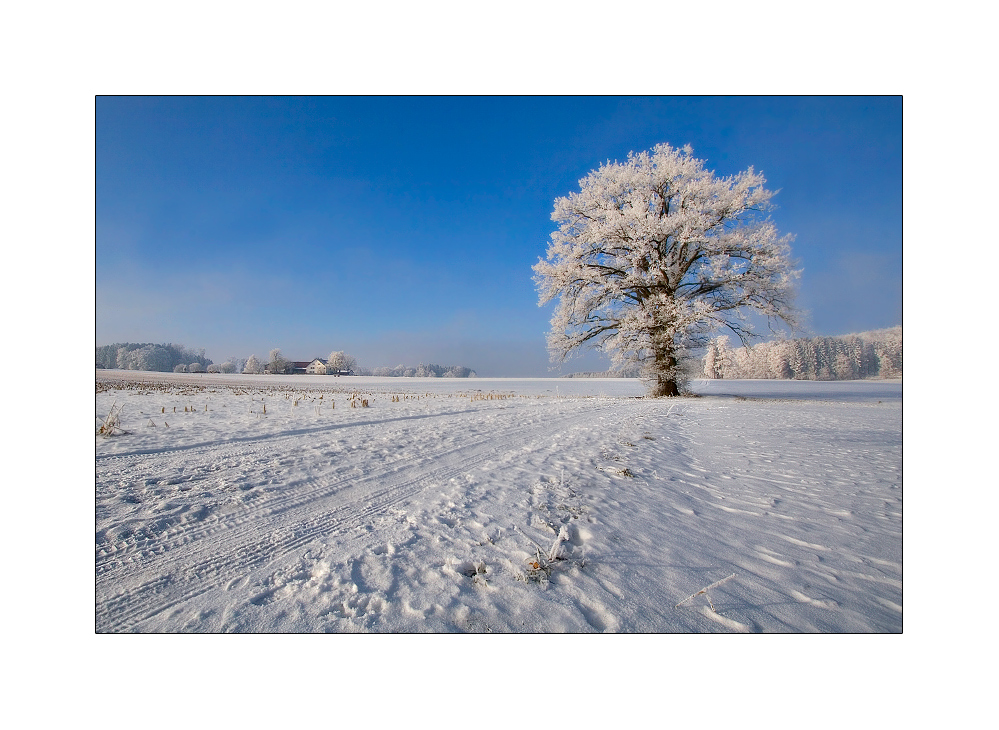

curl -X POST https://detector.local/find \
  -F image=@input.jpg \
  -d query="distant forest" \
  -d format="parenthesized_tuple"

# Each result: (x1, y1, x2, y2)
(563, 366, 644, 378)
(96, 343, 213, 372)
(97, 331, 900, 382)
(363, 364, 476, 378)
(702, 326, 902, 380)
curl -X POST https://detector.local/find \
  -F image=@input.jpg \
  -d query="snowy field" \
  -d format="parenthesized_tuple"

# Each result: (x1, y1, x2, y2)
(96, 371, 901, 633)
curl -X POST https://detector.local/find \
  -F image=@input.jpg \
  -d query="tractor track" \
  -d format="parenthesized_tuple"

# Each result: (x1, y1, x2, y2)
(95, 401, 618, 632)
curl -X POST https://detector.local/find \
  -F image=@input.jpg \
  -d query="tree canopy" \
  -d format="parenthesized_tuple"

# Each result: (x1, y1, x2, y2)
(534, 143, 799, 396)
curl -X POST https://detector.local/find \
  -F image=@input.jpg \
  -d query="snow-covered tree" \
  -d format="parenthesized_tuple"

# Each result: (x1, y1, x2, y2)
(174, 364, 187, 373)
(374, 364, 408, 377)
(267, 348, 290, 374)
(729, 345, 754, 379)
(534, 143, 799, 397)
(327, 351, 357, 375)
(698, 327, 901, 381)
(219, 361, 236, 374)
(98, 342, 212, 372)
(767, 340, 793, 379)
(874, 334, 902, 379)
(833, 352, 856, 380)
(702, 335, 731, 379)
(243, 354, 263, 374)
(119, 345, 171, 372)
(189, 362, 204, 373)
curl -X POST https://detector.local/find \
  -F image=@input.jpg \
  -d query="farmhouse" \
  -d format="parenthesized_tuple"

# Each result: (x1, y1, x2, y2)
(305, 359, 327, 374)
(262, 359, 354, 375)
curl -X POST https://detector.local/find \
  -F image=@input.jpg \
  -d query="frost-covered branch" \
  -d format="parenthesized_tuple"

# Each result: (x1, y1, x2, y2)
(534, 143, 799, 396)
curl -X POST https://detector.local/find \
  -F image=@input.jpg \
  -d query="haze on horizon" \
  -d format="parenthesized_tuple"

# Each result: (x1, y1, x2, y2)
(97, 96, 901, 377)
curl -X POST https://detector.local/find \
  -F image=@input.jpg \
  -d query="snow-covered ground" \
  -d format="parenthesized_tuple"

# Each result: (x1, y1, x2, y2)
(96, 371, 901, 632)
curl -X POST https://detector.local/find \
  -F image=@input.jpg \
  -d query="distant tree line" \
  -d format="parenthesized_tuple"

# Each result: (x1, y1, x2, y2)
(562, 365, 644, 378)
(96, 343, 477, 378)
(238, 354, 476, 377)
(369, 363, 477, 378)
(96, 343, 213, 372)
(701, 326, 902, 380)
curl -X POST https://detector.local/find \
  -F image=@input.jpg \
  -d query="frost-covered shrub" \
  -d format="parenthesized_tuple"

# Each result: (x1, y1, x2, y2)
(174, 364, 188, 373)
(189, 362, 204, 373)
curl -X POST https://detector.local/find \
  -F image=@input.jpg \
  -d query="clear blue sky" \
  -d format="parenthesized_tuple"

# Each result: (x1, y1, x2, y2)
(97, 96, 901, 376)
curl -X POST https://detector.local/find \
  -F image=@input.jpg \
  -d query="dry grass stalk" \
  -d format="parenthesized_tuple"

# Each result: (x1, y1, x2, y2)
(97, 402, 126, 437)
(675, 573, 736, 612)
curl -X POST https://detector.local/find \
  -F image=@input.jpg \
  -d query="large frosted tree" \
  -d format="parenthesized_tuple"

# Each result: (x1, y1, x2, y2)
(534, 143, 799, 397)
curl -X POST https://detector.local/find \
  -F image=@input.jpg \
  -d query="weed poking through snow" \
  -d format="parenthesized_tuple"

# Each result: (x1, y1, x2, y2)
(97, 402, 127, 437)
(514, 523, 576, 586)
(675, 573, 737, 613)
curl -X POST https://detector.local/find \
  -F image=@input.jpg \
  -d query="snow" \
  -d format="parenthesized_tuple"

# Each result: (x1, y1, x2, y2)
(96, 371, 901, 633)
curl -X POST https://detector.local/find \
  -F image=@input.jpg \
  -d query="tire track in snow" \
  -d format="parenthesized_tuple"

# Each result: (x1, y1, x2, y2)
(95, 403, 589, 567)
(95, 402, 621, 632)
(94, 408, 484, 464)
(96, 409, 507, 566)
(96, 427, 482, 574)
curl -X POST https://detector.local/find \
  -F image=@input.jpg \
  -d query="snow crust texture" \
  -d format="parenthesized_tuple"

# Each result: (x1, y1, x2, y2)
(96, 372, 901, 632)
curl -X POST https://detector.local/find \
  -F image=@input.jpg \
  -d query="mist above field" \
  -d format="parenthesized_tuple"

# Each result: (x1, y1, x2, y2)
(97, 97, 901, 378)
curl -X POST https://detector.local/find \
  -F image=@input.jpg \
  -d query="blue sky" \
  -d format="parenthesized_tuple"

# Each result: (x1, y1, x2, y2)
(97, 96, 901, 376)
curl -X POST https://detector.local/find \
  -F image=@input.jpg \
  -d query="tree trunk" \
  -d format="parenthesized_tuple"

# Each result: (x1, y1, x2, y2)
(651, 374, 680, 398)
(650, 350, 680, 397)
